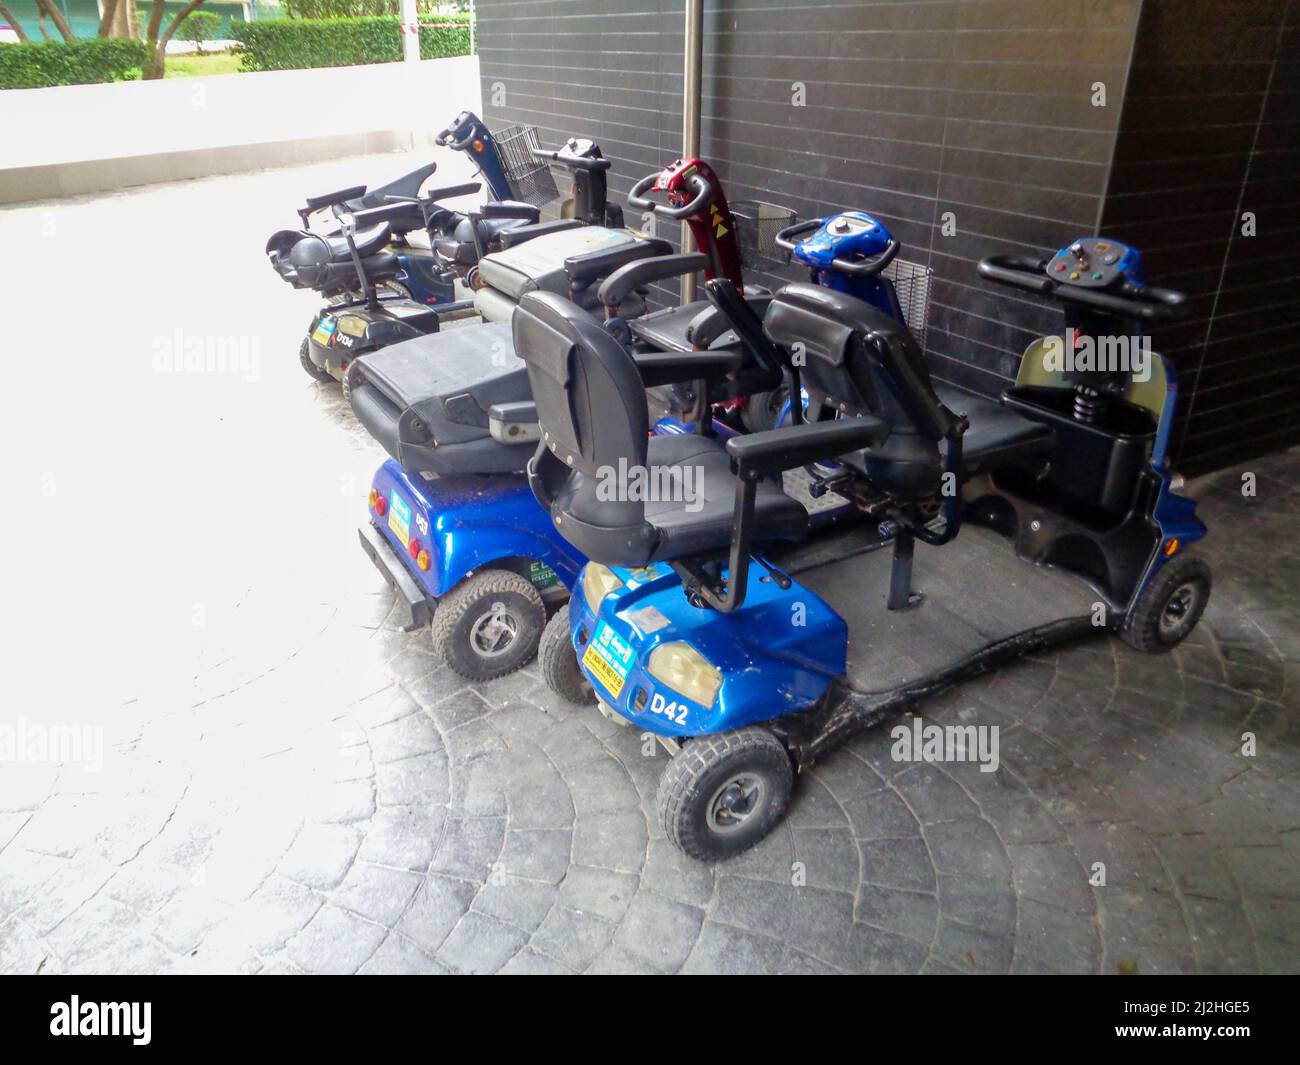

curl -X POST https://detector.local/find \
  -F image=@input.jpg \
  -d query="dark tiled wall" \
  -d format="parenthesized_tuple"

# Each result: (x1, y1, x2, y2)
(478, 0, 1298, 474)
(1101, 0, 1299, 473)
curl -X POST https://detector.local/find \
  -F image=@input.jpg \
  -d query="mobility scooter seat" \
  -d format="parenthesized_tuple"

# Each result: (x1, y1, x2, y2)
(476, 226, 640, 302)
(349, 321, 535, 475)
(434, 201, 542, 265)
(932, 383, 1055, 476)
(765, 284, 1052, 479)
(641, 434, 808, 559)
(319, 222, 393, 262)
(517, 292, 807, 567)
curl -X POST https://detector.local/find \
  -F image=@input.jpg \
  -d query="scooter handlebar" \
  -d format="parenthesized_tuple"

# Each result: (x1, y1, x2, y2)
(773, 218, 820, 253)
(775, 218, 900, 276)
(532, 147, 612, 172)
(435, 122, 478, 152)
(627, 172, 712, 218)
(979, 253, 1188, 322)
(832, 238, 900, 277)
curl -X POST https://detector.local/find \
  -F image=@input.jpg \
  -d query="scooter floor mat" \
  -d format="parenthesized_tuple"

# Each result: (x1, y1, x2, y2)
(798, 525, 1099, 695)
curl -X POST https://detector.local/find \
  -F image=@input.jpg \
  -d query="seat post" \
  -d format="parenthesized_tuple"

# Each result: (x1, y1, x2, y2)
(887, 526, 915, 611)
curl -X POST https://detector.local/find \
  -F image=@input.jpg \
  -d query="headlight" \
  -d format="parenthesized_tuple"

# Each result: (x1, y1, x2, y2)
(582, 563, 624, 612)
(648, 642, 722, 708)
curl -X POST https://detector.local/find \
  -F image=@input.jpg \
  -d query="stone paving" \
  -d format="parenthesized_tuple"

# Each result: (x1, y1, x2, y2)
(1, 160, 1298, 975)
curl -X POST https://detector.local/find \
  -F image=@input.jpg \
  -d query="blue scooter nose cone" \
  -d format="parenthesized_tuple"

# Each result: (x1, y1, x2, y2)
(792, 211, 893, 269)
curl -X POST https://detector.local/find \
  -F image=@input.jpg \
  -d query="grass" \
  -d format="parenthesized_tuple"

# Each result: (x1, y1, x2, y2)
(163, 51, 242, 78)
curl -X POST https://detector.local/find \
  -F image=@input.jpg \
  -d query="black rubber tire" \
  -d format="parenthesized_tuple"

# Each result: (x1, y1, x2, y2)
(539, 603, 594, 705)
(431, 570, 546, 681)
(339, 362, 353, 402)
(1121, 552, 1212, 654)
(299, 337, 333, 382)
(658, 727, 794, 861)
(740, 386, 788, 434)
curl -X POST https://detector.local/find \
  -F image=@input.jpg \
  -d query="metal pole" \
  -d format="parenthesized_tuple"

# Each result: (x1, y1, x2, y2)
(681, 0, 703, 304)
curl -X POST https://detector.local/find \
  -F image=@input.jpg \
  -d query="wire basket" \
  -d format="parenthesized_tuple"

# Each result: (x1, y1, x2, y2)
(730, 200, 796, 269)
(882, 258, 933, 352)
(491, 124, 560, 208)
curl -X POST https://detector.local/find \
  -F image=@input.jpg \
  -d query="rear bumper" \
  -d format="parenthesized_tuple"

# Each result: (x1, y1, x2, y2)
(358, 522, 433, 631)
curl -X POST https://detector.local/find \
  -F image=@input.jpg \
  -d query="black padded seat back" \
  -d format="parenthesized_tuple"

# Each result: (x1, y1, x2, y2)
(765, 283, 958, 500)
(514, 292, 654, 559)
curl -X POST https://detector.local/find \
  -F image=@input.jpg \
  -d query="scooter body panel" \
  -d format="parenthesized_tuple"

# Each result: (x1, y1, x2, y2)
(306, 304, 436, 377)
(394, 251, 459, 307)
(369, 460, 584, 601)
(567, 560, 845, 738)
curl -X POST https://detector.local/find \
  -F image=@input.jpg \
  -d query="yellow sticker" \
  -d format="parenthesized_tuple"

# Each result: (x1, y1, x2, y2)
(582, 643, 625, 698)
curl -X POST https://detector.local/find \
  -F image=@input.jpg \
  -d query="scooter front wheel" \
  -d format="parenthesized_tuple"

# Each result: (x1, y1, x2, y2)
(658, 727, 794, 861)
(432, 569, 546, 681)
(299, 338, 333, 383)
(1122, 553, 1211, 654)
(539, 603, 594, 705)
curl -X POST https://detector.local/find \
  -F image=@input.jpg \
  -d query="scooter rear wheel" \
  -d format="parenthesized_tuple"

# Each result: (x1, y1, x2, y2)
(539, 603, 594, 705)
(658, 727, 793, 861)
(299, 338, 333, 383)
(432, 569, 546, 681)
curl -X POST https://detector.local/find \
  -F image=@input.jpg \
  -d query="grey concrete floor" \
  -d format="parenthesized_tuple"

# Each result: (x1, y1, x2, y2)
(0, 158, 1297, 974)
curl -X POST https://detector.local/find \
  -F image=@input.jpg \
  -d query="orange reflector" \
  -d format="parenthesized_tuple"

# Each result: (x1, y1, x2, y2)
(368, 488, 378, 509)
(417, 549, 431, 571)
(472, 140, 484, 152)
(1164, 538, 1180, 557)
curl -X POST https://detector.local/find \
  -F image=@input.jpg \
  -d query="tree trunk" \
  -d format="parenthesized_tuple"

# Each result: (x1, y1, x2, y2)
(97, 0, 118, 36)
(142, 0, 206, 80)
(35, 0, 75, 41)
(0, 1, 31, 41)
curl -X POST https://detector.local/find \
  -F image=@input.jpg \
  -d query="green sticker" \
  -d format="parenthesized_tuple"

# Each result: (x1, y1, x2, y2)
(528, 561, 559, 588)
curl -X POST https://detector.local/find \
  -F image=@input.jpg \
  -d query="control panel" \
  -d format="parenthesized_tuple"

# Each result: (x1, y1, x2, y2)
(1046, 237, 1142, 290)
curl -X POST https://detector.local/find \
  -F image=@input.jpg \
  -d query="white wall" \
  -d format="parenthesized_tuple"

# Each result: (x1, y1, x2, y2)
(0, 54, 481, 200)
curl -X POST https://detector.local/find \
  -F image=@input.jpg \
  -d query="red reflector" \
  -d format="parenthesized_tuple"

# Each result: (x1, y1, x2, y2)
(375, 495, 387, 517)
(408, 538, 421, 560)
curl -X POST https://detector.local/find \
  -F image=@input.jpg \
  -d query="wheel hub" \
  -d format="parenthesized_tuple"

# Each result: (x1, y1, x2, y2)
(1159, 582, 1198, 638)
(469, 601, 519, 657)
(706, 773, 765, 833)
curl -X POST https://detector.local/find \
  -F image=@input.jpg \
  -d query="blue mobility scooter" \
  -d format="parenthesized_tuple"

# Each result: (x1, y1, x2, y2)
(529, 227, 1209, 860)
(352, 157, 808, 680)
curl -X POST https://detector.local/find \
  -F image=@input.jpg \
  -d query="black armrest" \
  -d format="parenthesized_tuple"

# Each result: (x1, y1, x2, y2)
(424, 181, 481, 203)
(497, 218, 584, 249)
(597, 253, 709, 309)
(687, 293, 774, 350)
(488, 400, 537, 423)
(480, 202, 541, 221)
(305, 185, 366, 211)
(726, 416, 891, 478)
(632, 349, 744, 388)
(565, 238, 672, 292)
